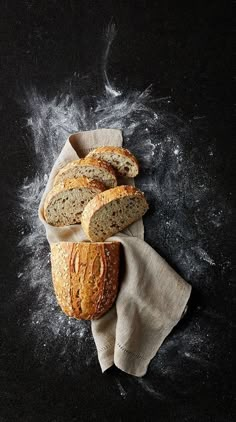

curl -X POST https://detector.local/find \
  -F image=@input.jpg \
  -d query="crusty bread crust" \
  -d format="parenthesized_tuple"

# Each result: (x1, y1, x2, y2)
(50, 241, 120, 320)
(44, 176, 105, 225)
(53, 157, 117, 188)
(86, 146, 139, 177)
(81, 185, 148, 241)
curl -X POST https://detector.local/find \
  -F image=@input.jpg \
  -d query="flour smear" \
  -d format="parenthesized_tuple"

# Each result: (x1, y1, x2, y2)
(17, 24, 231, 396)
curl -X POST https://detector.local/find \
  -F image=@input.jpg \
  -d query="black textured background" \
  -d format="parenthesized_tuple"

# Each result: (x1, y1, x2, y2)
(0, 1, 234, 421)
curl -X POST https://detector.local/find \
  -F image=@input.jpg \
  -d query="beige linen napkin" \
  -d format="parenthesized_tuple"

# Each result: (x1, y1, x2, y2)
(38, 128, 192, 377)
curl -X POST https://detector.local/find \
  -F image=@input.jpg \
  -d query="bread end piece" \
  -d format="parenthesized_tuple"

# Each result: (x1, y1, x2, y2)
(50, 241, 120, 320)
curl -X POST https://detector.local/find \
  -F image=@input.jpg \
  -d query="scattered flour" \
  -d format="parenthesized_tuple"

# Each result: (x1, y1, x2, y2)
(16, 23, 232, 396)
(191, 246, 216, 266)
(115, 378, 127, 399)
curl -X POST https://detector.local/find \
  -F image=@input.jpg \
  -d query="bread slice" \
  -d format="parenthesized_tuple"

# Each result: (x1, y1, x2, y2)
(44, 177, 105, 227)
(53, 157, 117, 188)
(86, 146, 139, 177)
(50, 241, 120, 320)
(81, 185, 148, 241)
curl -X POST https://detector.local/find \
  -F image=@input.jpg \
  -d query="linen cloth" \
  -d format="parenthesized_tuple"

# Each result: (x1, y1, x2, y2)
(38, 128, 192, 377)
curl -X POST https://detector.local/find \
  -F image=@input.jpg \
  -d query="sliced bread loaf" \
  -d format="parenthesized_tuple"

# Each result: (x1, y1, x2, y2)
(50, 241, 120, 320)
(81, 185, 148, 241)
(44, 177, 105, 227)
(53, 157, 117, 188)
(86, 146, 139, 177)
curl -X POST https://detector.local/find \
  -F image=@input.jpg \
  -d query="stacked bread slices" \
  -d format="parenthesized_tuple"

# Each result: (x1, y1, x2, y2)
(44, 146, 148, 320)
(44, 146, 148, 238)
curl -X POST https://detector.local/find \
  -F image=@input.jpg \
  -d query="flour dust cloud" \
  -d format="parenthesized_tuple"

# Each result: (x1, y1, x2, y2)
(16, 23, 231, 397)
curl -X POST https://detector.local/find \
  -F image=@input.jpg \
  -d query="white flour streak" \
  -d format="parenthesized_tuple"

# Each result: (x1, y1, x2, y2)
(135, 378, 165, 399)
(103, 22, 122, 98)
(115, 378, 127, 398)
(191, 246, 216, 266)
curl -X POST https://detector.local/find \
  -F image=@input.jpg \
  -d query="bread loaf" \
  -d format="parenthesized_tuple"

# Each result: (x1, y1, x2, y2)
(53, 157, 117, 188)
(81, 185, 148, 241)
(86, 146, 139, 177)
(44, 177, 105, 227)
(50, 241, 120, 320)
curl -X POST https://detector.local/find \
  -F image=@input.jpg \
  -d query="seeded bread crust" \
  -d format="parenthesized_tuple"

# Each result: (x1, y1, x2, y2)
(86, 146, 139, 177)
(50, 241, 120, 320)
(53, 157, 117, 188)
(44, 176, 105, 226)
(81, 185, 148, 241)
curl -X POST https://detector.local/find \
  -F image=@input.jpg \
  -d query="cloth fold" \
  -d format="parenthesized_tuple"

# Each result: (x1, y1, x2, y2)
(39, 128, 192, 377)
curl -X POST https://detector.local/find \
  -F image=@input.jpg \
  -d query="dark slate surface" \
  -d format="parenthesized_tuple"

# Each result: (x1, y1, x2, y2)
(0, 1, 234, 421)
